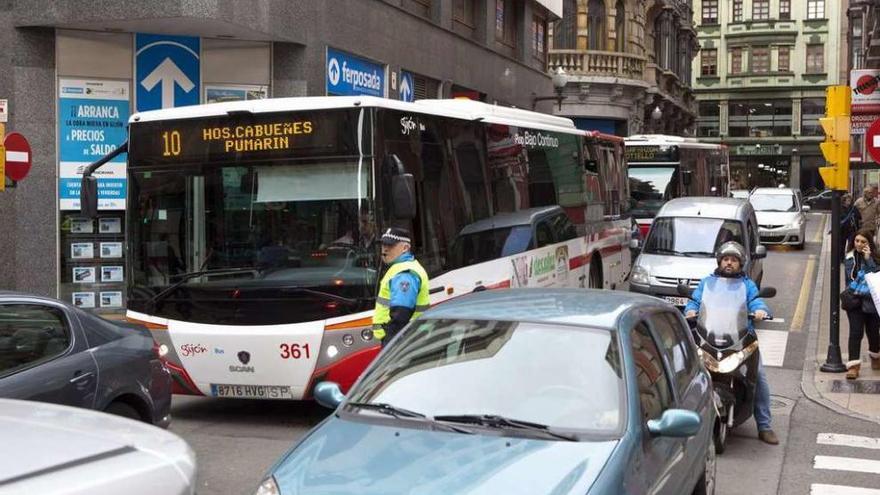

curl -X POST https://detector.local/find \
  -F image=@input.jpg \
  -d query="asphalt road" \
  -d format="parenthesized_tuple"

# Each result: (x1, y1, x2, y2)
(169, 212, 880, 495)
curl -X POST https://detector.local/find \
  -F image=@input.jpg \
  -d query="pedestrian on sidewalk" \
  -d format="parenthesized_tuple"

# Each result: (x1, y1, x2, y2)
(843, 228, 880, 379)
(854, 187, 879, 235)
(841, 193, 861, 264)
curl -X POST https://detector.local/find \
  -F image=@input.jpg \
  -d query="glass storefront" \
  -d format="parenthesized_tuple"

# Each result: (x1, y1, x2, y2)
(729, 156, 791, 190)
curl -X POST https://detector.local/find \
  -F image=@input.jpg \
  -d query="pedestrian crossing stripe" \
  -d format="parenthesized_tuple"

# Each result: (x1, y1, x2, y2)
(818, 433, 880, 450)
(814, 455, 880, 475)
(811, 484, 880, 495)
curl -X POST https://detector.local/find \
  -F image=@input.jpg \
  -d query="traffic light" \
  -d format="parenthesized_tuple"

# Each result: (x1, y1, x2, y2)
(818, 86, 851, 191)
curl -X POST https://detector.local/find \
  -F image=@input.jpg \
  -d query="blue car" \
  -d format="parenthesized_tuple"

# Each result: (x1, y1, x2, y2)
(255, 289, 716, 495)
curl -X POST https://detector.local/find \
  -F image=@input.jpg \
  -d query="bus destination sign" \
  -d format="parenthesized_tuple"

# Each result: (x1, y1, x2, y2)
(625, 145, 679, 163)
(129, 110, 361, 166)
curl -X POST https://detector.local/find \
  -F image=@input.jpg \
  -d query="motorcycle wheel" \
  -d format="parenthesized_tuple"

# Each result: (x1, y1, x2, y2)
(713, 417, 727, 455)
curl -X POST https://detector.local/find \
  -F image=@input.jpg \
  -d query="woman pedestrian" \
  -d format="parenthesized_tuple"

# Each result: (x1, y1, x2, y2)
(843, 228, 880, 379)
(841, 193, 861, 264)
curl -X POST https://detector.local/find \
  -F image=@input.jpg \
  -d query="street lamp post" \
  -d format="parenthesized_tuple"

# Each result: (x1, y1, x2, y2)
(532, 67, 569, 111)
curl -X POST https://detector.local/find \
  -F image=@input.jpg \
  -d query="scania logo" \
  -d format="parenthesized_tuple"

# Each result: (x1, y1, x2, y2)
(237, 351, 251, 365)
(179, 343, 207, 357)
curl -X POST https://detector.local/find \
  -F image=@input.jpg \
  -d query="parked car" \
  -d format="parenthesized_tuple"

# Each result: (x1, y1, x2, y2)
(0, 398, 195, 494)
(749, 187, 809, 249)
(0, 292, 172, 426)
(629, 197, 766, 307)
(730, 189, 750, 199)
(804, 189, 832, 211)
(256, 289, 716, 495)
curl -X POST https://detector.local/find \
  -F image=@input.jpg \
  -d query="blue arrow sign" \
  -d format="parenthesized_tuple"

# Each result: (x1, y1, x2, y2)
(399, 71, 414, 102)
(136, 34, 200, 112)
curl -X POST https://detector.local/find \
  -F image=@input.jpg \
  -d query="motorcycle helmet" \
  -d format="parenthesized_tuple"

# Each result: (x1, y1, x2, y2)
(716, 241, 745, 264)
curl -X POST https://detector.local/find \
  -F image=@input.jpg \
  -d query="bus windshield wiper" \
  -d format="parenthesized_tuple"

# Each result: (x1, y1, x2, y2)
(346, 402, 427, 419)
(432, 414, 578, 441)
(147, 267, 259, 307)
(279, 286, 359, 305)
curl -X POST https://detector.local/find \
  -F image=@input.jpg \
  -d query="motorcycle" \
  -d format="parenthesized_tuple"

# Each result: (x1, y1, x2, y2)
(678, 280, 776, 454)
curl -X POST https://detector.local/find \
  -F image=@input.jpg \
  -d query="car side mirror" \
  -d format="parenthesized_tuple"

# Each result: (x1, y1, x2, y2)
(677, 283, 694, 298)
(80, 175, 99, 219)
(629, 238, 640, 250)
(682, 170, 693, 187)
(757, 286, 776, 299)
(754, 245, 767, 259)
(647, 409, 701, 437)
(313, 381, 345, 409)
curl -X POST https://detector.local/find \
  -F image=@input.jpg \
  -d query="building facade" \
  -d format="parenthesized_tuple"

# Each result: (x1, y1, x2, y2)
(693, 0, 843, 193)
(547, 0, 699, 135)
(0, 0, 561, 302)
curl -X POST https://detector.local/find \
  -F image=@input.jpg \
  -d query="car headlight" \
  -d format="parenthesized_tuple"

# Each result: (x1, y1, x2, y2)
(631, 265, 650, 285)
(789, 218, 804, 228)
(254, 476, 280, 495)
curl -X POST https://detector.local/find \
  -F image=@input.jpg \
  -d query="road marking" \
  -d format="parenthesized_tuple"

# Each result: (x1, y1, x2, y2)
(818, 433, 880, 450)
(791, 255, 818, 332)
(812, 214, 827, 244)
(811, 484, 880, 495)
(814, 455, 880, 474)
(756, 329, 788, 367)
(757, 317, 786, 324)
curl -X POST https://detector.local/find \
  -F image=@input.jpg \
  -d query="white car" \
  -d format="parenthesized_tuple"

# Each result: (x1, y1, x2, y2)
(750, 187, 809, 249)
(0, 399, 196, 494)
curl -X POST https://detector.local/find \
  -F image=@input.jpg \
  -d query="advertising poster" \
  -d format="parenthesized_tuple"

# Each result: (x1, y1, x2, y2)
(101, 266, 124, 283)
(71, 242, 94, 260)
(72, 292, 96, 309)
(73, 267, 96, 283)
(99, 217, 122, 233)
(58, 79, 130, 210)
(100, 291, 123, 308)
(205, 85, 268, 103)
(100, 242, 123, 258)
(69, 218, 94, 233)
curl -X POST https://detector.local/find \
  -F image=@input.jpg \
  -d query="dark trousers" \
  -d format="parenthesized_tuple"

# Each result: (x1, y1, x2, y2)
(846, 308, 880, 362)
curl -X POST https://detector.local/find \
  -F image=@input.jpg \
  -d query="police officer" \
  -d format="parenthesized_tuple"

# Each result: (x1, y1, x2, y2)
(372, 228, 430, 346)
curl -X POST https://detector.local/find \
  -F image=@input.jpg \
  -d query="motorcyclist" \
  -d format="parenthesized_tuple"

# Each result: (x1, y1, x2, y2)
(684, 241, 778, 445)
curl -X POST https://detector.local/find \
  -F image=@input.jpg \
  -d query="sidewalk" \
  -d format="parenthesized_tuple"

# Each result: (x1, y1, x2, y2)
(803, 224, 880, 423)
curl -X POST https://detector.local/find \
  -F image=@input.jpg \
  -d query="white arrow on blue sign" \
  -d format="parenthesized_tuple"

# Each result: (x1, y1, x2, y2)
(399, 71, 414, 102)
(136, 34, 200, 112)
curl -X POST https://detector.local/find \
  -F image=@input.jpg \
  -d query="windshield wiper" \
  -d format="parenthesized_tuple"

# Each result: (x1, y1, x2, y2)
(346, 402, 427, 419)
(279, 286, 359, 305)
(681, 251, 715, 257)
(647, 248, 684, 256)
(147, 267, 260, 308)
(433, 414, 578, 441)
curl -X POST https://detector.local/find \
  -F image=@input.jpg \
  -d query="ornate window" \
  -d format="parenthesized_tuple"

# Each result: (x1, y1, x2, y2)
(732, 0, 743, 21)
(752, 0, 769, 20)
(807, 0, 825, 19)
(778, 46, 790, 72)
(779, 0, 790, 20)
(751, 46, 769, 73)
(806, 45, 824, 73)
(701, 49, 717, 76)
(731, 48, 743, 74)
(587, 0, 606, 50)
(553, 0, 578, 50)
(702, 0, 718, 24)
(616, 0, 626, 52)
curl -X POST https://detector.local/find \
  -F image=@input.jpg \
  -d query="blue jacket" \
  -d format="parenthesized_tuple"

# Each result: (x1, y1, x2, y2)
(845, 253, 879, 296)
(387, 252, 421, 309)
(684, 272, 770, 332)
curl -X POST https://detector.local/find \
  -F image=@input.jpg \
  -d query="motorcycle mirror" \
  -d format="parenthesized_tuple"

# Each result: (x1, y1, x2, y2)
(757, 286, 776, 298)
(677, 283, 694, 298)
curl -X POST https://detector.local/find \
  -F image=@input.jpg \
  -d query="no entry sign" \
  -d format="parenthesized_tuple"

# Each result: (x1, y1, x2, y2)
(4, 132, 31, 181)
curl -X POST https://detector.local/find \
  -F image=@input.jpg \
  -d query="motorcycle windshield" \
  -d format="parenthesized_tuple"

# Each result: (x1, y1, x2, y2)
(697, 277, 749, 348)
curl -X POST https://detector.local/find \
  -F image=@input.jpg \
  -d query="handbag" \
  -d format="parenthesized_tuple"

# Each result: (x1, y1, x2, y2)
(840, 288, 861, 311)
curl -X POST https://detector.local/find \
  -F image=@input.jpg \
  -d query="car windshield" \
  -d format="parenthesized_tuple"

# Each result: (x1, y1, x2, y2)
(347, 319, 624, 433)
(644, 217, 744, 257)
(629, 166, 677, 219)
(750, 194, 796, 212)
(446, 225, 532, 269)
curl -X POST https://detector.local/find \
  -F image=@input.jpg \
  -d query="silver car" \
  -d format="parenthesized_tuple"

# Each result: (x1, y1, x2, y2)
(630, 197, 766, 307)
(0, 398, 196, 494)
(750, 187, 809, 249)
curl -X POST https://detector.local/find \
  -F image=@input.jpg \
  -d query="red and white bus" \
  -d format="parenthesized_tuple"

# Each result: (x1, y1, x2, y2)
(84, 97, 632, 399)
(624, 135, 729, 238)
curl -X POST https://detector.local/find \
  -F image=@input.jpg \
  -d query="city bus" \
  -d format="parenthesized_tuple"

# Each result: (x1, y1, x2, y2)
(81, 97, 632, 400)
(624, 135, 729, 238)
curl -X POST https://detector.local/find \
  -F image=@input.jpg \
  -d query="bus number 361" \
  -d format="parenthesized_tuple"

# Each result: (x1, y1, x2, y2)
(279, 343, 311, 359)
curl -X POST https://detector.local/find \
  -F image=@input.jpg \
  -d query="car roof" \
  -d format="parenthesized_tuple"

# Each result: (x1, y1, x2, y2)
(419, 288, 666, 329)
(457, 206, 562, 235)
(0, 291, 73, 307)
(0, 399, 194, 486)
(656, 197, 752, 219)
(751, 187, 795, 196)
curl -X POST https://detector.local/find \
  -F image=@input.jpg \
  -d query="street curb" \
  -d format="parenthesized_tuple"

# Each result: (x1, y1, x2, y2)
(799, 213, 880, 425)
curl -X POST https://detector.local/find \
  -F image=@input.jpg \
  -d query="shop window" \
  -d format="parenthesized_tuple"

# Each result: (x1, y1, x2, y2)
(697, 101, 720, 138)
(728, 100, 792, 138)
(801, 98, 825, 136)
(702, 0, 718, 24)
(806, 45, 824, 73)
(701, 49, 717, 76)
(807, 0, 824, 19)
(752, 0, 769, 20)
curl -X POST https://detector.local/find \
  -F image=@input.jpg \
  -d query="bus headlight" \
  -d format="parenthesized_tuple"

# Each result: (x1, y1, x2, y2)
(361, 328, 374, 341)
(631, 265, 650, 285)
(326, 345, 339, 358)
(342, 334, 354, 347)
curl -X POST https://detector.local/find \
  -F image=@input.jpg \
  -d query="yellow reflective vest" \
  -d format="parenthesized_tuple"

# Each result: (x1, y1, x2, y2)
(372, 259, 430, 341)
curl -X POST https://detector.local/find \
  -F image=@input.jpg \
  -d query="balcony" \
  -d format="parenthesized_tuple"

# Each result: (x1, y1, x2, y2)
(548, 50, 647, 80)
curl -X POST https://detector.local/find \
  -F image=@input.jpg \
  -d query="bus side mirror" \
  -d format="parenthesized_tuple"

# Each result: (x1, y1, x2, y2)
(80, 175, 99, 219)
(682, 170, 693, 186)
(392, 174, 416, 220)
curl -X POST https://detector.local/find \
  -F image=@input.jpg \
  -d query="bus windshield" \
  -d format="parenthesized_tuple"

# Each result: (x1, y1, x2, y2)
(628, 166, 678, 219)
(128, 159, 378, 325)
